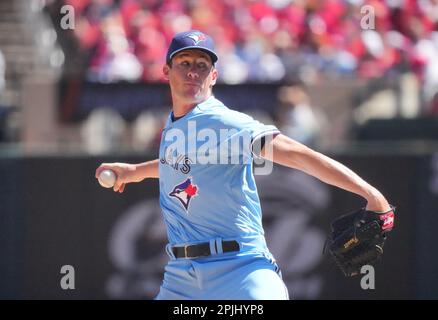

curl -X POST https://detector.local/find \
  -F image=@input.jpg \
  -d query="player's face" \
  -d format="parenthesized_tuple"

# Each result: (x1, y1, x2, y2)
(163, 50, 218, 105)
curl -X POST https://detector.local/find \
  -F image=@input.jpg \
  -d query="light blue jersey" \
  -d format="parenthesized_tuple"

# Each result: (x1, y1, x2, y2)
(158, 96, 279, 245)
(156, 96, 288, 300)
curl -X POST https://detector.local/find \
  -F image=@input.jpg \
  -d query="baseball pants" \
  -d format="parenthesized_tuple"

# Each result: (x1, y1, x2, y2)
(155, 235, 289, 300)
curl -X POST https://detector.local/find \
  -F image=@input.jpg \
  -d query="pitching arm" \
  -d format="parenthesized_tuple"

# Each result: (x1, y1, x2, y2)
(134, 159, 160, 180)
(95, 159, 159, 193)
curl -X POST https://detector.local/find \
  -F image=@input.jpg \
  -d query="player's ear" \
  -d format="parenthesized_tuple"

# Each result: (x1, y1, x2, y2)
(163, 64, 170, 80)
(210, 68, 218, 86)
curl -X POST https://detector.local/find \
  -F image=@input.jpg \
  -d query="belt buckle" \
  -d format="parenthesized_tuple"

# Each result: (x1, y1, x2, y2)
(184, 244, 200, 259)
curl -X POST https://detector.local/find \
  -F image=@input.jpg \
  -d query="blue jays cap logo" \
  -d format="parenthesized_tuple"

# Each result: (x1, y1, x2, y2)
(186, 32, 207, 45)
(169, 178, 198, 211)
(166, 30, 218, 64)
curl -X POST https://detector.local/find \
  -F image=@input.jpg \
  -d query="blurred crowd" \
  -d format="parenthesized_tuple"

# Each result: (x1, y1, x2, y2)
(52, 1, 436, 79)
(43, 0, 438, 111)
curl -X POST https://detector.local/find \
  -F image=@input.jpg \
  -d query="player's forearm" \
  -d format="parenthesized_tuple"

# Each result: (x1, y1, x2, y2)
(295, 150, 386, 206)
(134, 159, 159, 180)
(263, 135, 389, 211)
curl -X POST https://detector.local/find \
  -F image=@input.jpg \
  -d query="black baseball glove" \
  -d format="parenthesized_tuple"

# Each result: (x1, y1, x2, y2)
(324, 205, 395, 277)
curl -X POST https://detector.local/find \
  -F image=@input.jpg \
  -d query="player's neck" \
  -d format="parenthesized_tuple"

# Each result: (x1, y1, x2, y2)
(171, 93, 212, 117)
(172, 102, 196, 118)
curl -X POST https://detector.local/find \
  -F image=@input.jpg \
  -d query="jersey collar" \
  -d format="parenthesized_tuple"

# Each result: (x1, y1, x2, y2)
(164, 95, 218, 128)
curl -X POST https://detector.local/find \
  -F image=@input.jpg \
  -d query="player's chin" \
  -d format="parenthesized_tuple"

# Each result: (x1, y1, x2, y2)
(182, 88, 201, 98)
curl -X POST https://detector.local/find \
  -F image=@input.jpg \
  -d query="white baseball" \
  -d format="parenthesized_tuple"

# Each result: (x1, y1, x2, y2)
(98, 169, 117, 188)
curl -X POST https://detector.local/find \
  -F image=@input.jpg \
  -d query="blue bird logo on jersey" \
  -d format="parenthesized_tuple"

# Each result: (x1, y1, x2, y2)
(186, 32, 206, 45)
(169, 178, 198, 211)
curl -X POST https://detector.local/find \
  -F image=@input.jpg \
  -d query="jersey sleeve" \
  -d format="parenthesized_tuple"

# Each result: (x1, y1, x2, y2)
(218, 110, 280, 162)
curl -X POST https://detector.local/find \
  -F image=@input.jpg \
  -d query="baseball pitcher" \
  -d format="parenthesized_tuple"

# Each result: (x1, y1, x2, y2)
(95, 30, 395, 299)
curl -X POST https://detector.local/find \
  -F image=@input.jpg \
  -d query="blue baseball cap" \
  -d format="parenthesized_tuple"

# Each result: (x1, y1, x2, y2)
(166, 30, 218, 65)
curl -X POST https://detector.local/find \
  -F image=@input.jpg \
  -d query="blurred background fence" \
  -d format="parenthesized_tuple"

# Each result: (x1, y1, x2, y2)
(1, 150, 437, 299)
